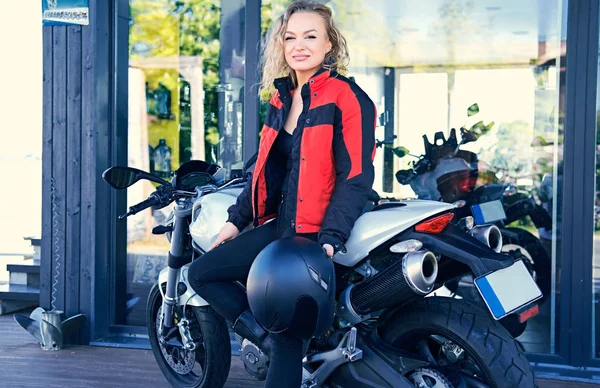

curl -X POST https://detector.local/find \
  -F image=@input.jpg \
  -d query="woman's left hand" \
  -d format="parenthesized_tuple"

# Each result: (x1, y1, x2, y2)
(322, 244, 334, 258)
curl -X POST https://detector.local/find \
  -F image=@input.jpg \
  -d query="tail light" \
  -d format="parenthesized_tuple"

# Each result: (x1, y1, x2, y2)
(458, 177, 477, 192)
(415, 213, 455, 234)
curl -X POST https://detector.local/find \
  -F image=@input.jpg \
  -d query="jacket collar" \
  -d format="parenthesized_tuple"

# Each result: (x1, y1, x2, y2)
(273, 67, 334, 97)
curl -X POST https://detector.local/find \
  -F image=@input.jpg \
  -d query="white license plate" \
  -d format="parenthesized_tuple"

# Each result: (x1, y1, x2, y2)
(471, 200, 506, 225)
(474, 260, 542, 320)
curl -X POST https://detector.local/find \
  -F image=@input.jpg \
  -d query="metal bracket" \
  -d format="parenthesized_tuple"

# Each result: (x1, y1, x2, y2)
(301, 327, 363, 388)
(342, 326, 362, 362)
(178, 318, 196, 351)
(354, 261, 378, 278)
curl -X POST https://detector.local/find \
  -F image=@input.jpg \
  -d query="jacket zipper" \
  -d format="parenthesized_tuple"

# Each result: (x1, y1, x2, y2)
(290, 82, 312, 231)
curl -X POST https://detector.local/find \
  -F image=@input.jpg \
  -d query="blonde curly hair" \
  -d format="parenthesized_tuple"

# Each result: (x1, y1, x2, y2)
(259, 1, 349, 101)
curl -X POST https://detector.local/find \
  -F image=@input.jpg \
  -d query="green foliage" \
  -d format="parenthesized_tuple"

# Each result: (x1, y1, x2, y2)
(177, 0, 221, 161)
(261, 0, 289, 35)
(391, 146, 410, 158)
(129, 0, 222, 164)
(482, 120, 533, 177)
(468, 120, 494, 138)
(467, 103, 479, 116)
(462, 103, 494, 139)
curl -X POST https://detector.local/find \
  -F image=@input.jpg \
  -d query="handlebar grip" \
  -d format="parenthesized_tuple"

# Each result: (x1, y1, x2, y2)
(129, 194, 160, 215)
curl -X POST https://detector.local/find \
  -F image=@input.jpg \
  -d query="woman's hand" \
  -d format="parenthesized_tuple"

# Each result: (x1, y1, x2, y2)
(209, 222, 240, 250)
(322, 244, 334, 258)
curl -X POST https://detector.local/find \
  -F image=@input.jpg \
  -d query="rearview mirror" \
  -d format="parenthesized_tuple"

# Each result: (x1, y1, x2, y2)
(102, 166, 170, 189)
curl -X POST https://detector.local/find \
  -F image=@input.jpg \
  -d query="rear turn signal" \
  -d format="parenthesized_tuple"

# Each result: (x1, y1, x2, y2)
(518, 304, 539, 323)
(415, 213, 455, 234)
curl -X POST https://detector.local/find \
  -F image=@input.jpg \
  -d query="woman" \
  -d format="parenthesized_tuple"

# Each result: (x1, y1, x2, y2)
(188, 1, 376, 386)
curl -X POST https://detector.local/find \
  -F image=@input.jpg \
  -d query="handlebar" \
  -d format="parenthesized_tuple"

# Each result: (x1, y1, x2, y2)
(115, 170, 251, 221)
(119, 194, 161, 220)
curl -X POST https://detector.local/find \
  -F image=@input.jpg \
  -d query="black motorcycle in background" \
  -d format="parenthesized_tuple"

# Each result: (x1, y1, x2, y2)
(384, 106, 553, 336)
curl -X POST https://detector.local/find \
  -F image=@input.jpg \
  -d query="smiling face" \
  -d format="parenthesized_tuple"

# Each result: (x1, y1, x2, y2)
(283, 12, 332, 80)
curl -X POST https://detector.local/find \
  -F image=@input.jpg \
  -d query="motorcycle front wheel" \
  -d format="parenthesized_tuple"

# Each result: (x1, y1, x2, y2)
(147, 283, 231, 388)
(379, 297, 536, 388)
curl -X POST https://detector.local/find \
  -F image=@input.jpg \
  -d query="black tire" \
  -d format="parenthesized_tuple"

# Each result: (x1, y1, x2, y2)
(379, 297, 536, 388)
(501, 227, 551, 305)
(147, 283, 231, 388)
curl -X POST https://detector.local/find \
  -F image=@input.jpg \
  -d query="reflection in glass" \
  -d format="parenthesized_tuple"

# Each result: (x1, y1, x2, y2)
(593, 2, 600, 358)
(263, 0, 566, 354)
(120, 0, 245, 326)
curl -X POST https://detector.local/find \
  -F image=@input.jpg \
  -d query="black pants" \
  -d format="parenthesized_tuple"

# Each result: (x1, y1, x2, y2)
(188, 218, 315, 388)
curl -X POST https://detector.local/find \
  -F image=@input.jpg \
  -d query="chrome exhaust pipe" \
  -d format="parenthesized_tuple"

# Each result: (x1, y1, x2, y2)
(402, 250, 439, 295)
(470, 225, 502, 253)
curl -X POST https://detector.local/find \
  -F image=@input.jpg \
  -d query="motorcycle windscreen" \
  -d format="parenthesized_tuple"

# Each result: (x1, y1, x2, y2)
(474, 260, 542, 320)
(471, 200, 506, 225)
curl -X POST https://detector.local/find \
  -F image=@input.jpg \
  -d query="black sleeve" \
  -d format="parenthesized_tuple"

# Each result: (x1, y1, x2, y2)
(226, 176, 253, 232)
(318, 92, 376, 249)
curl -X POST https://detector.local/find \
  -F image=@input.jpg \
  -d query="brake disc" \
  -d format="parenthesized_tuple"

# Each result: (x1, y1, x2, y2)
(156, 307, 196, 374)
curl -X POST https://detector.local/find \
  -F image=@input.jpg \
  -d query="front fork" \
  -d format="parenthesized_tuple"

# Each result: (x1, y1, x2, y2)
(158, 199, 194, 349)
(160, 268, 179, 334)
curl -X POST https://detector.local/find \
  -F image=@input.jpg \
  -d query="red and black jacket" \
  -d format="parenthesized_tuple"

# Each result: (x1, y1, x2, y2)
(227, 68, 376, 250)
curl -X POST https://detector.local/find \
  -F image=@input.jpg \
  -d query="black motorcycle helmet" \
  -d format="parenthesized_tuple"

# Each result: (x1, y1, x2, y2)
(247, 237, 336, 340)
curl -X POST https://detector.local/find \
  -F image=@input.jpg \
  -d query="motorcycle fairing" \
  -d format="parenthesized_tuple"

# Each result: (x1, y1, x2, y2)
(333, 200, 454, 267)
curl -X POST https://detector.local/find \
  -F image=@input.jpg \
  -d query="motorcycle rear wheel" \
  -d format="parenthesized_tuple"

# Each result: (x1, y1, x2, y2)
(147, 283, 231, 388)
(379, 297, 536, 388)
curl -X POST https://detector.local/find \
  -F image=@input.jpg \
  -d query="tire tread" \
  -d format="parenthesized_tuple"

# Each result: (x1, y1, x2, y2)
(380, 297, 536, 388)
(146, 284, 231, 388)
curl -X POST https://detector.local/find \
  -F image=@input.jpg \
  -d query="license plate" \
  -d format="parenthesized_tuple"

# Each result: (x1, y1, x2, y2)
(474, 260, 542, 320)
(471, 200, 506, 225)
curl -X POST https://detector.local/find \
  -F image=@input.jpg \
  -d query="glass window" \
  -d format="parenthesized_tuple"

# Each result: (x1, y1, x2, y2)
(0, 3, 43, 279)
(263, 0, 567, 354)
(120, 0, 246, 326)
(593, 3, 600, 358)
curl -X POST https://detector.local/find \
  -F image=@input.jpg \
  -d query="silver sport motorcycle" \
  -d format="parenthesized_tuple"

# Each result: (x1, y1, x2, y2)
(103, 159, 542, 388)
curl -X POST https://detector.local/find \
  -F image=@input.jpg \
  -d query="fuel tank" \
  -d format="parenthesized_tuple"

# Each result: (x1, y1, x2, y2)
(189, 187, 243, 251)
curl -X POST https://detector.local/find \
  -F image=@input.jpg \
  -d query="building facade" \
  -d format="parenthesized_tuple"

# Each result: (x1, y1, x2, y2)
(40, 0, 600, 383)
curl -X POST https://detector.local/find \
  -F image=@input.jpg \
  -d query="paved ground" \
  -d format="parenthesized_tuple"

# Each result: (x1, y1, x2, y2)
(0, 310, 597, 387)
(0, 310, 261, 388)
